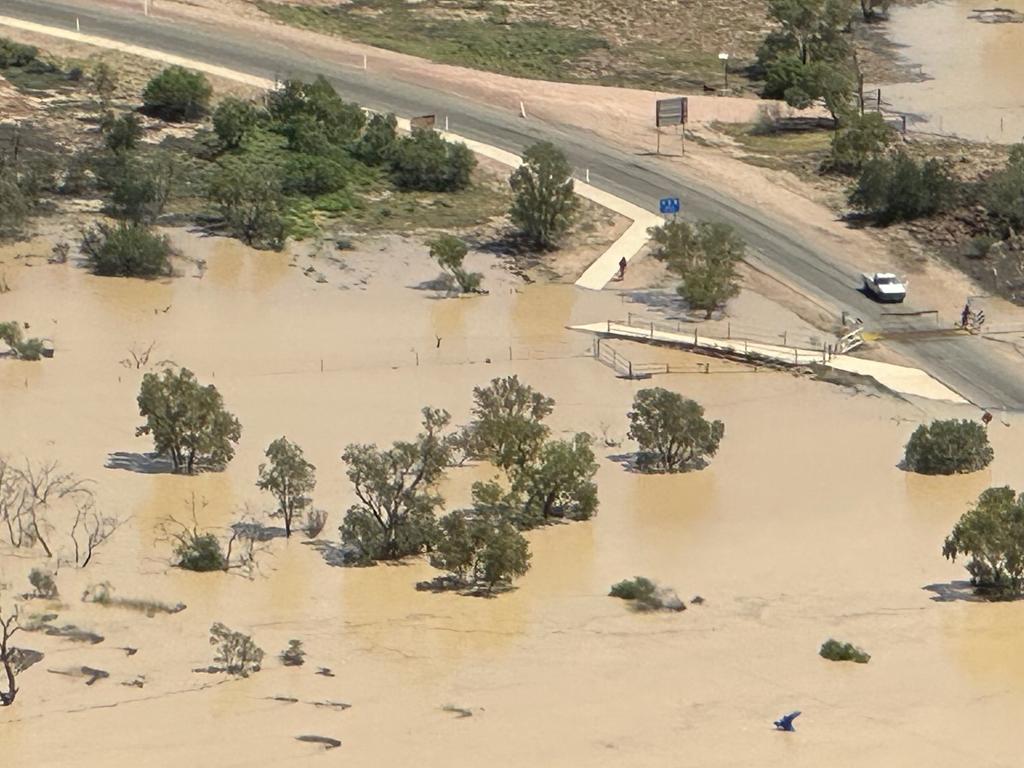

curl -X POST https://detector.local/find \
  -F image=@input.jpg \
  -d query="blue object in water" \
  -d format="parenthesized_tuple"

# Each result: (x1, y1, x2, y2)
(774, 711, 801, 732)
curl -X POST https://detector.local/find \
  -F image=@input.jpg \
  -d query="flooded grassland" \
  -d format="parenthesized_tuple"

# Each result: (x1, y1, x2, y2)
(1, 232, 1023, 767)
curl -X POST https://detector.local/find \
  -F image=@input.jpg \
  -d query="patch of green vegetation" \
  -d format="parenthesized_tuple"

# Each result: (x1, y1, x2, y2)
(256, 0, 609, 82)
(714, 121, 832, 175)
(337, 174, 511, 233)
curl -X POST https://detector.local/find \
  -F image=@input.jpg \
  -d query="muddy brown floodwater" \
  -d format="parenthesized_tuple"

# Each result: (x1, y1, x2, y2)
(881, 0, 1024, 143)
(1, 231, 1023, 767)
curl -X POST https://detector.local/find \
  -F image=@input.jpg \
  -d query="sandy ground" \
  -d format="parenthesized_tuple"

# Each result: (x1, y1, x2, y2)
(2, 231, 1024, 767)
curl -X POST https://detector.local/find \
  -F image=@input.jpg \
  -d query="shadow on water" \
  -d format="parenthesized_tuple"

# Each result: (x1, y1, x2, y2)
(105, 452, 176, 475)
(923, 581, 986, 603)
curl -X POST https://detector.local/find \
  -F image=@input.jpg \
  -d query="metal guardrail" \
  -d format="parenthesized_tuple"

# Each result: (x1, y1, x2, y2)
(621, 313, 832, 351)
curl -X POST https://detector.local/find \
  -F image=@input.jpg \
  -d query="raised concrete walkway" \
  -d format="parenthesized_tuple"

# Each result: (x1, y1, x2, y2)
(0, 15, 657, 292)
(571, 321, 968, 404)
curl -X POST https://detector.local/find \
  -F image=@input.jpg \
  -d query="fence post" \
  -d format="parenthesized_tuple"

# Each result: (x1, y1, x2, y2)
(794, 349, 798, 365)
(694, 329, 699, 346)
(783, 330, 788, 346)
(606, 320, 611, 333)
(509, 346, 513, 361)
(629, 361, 633, 378)
(822, 343, 826, 363)
(727, 322, 731, 339)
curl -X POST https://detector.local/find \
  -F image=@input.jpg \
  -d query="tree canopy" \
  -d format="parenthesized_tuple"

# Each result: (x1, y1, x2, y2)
(651, 220, 745, 318)
(509, 141, 579, 250)
(390, 128, 475, 192)
(136, 367, 242, 474)
(849, 152, 957, 224)
(257, 437, 316, 538)
(627, 388, 724, 472)
(462, 375, 555, 472)
(142, 66, 212, 122)
(339, 408, 453, 562)
(943, 486, 1024, 598)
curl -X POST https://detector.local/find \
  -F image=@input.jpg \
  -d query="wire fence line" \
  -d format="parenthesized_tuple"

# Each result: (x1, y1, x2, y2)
(620, 313, 835, 351)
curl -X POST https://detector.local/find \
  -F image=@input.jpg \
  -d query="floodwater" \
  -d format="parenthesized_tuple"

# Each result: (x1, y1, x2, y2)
(881, 0, 1024, 142)
(1, 231, 1023, 767)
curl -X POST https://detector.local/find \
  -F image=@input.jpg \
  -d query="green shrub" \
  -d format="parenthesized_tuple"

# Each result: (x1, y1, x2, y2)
(849, 152, 957, 224)
(0, 321, 45, 360)
(903, 419, 993, 475)
(0, 38, 38, 67)
(280, 639, 306, 666)
(208, 159, 286, 249)
(213, 97, 260, 149)
(176, 533, 227, 572)
(102, 112, 143, 154)
(353, 112, 398, 166)
(142, 66, 212, 122)
(824, 111, 894, 175)
(28, 568, 58, 599)
(609, 576, 658, 602)
(209, 622, 263, 676)
(609, 576, 684, 611)
(80, 221, 173, 278)
(985, 144, 1024, 231)
(266, 76, 366, 149)
(820, 639, 870, 663)
(282, 153, 352, 196)
(390, 129, 476, 192)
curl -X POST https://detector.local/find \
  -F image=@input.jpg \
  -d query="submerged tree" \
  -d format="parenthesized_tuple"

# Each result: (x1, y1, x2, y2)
(462, 375, 555, 472)
(339, 408, 453, 562)
(209, 622, 263, 677)
(513, 433, 599, 527)
(943, 486, 1024, 598)
(627, 388, 724, 472)
(429, 234, 483, 294)
(136, 368, 242, 474)
(257, 437, 316, 538)
(431, 501, 531, 591)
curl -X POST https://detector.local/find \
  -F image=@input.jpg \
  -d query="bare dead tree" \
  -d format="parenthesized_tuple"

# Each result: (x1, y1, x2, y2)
(0, 602, 20, 707)
(68, 500, 126, 568)
(121, 341, 156, 369)
(0, 457, 120, 566)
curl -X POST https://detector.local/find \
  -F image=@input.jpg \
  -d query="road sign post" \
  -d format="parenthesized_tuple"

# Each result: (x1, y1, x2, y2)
(655, 97, 688, 156)
(659, 197, 681, 217)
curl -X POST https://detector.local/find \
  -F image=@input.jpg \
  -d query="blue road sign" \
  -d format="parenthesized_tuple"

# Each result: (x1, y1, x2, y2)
(660, 197, 681, 215)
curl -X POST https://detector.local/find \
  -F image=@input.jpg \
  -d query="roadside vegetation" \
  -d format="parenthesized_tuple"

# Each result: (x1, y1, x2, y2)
(254, 0, 769, 93)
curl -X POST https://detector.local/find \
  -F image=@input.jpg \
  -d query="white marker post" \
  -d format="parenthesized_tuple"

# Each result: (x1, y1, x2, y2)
(76, 17, 80, 32)
(362, 54, 367, 71)
(519, 101, 527, 119)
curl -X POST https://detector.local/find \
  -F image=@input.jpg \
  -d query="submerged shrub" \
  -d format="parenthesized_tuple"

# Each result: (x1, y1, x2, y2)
(819, 639, 871, 663)
(209, 622, 263, 677)
(176, 533, 227, 572)
(903, 419, 993, 475)
(609, 576, 684, 611)
(28, 568, 58, 599)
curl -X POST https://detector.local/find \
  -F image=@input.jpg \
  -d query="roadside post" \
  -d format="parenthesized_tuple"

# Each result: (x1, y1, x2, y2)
(655, 97, 688, 155)
(718, 52, 730, 90)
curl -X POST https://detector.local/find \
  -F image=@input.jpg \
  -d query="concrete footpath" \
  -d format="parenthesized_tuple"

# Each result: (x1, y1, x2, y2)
(0, 14, 658, 291)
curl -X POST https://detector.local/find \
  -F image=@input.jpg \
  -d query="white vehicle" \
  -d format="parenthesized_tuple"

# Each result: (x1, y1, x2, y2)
(861, 272, 906, 303)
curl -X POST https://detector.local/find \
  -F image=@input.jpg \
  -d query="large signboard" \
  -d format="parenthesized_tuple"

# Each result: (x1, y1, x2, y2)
(656, 97, 688, 127)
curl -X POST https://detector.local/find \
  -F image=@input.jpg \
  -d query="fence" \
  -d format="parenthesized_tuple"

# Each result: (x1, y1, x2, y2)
(620, 312, 833, 351)
(593, 338, 761, 378)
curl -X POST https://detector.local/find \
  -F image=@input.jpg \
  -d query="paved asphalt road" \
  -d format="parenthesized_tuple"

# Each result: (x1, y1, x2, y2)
(6, 0, 1024, 409)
